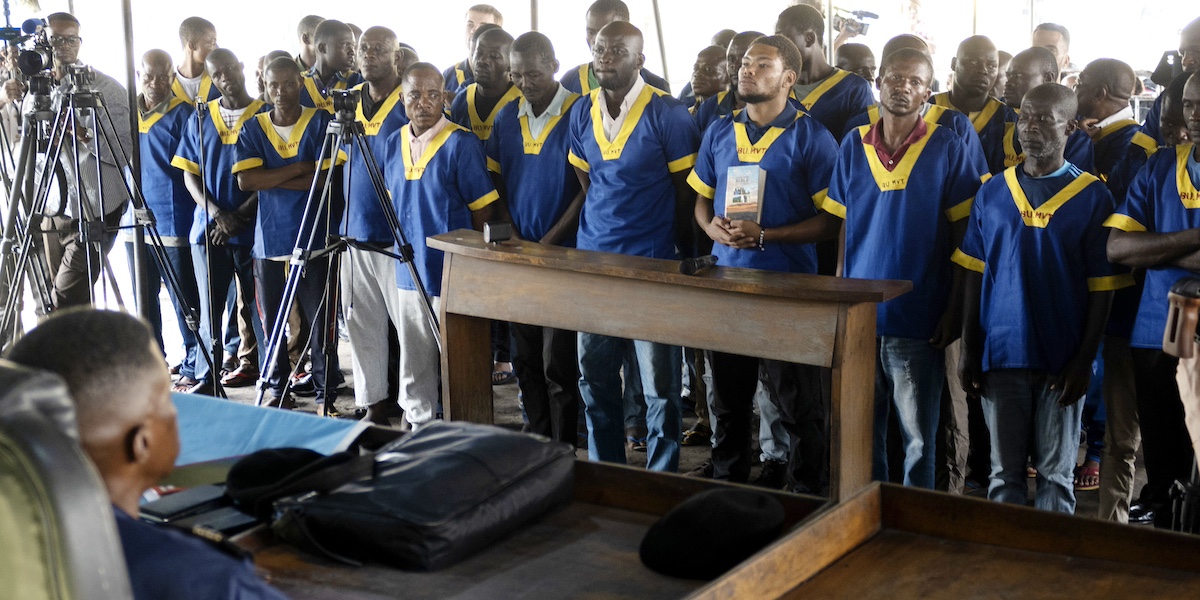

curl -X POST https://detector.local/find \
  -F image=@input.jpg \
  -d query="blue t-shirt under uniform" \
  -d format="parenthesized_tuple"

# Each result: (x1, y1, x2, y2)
(114, 509, 289, 600)
(954, 163, 1132, 373)
(824, 121, 987, 340)
(1105, 144, 1200, 349)
(568, 85, 700, 259)
(485, 92, 583, 245)
(341, 82, 409, 244)
(380, 120, 499, 296)
(172, 98, 271, 247)
(139, 97, 196, 240)
(792, 68, 875, 142)
(688, 105, 837, 274)
(929, 93, 1018, 175)
(232, 108, 346, 259)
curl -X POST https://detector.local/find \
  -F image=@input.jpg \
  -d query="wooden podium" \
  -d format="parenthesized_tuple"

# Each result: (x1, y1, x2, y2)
(428, 231, 909, 500)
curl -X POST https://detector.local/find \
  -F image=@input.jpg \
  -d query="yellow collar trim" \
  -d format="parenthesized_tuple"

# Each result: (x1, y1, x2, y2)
(869, 104, 945, 126)
(578, 64, 593, 94)
(1004, 166, 1097, 228)
(1002, 122, 1024, 168)
(354, 83, 404, 136)
(519, 93, 580, 155)
(1177, 145, 1200, 209)
(732, 113, 802, 163)
(400, 122, 460, 180)
(256, 107, 318, 159)
(1095, 119, 1140, 142)
(934, 94, 1001, 133)
(467, 84, 522, 141)
(138, 97, 188, 133)
(859, 122, 938, 192)
(171, 72, 212, 102)
(589, 84, 657, 161)
(797, 69, 850, 110)
(209, 99, 266, 144)
(304, 74, 350, 113)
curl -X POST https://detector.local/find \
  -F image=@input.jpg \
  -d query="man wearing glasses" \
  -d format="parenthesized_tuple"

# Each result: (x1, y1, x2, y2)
(39, 12, 133, 309)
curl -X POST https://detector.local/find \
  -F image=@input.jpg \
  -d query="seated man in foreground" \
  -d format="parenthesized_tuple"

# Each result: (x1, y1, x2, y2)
(5, 309, 288, 600)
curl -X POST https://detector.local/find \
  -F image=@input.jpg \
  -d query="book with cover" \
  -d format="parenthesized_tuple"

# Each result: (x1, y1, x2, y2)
(724, 165, 766, 222)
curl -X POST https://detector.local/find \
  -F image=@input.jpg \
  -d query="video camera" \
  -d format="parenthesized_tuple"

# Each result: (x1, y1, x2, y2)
(8, 18, 53, 78)
(831, 8, 878, 37)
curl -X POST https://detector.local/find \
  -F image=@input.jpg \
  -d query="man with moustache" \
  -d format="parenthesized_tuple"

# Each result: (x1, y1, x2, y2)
(958, 83, 1129, 514)
(689, 35, 840, 492)
(823, 48, 987, 489)
(931, 36, 1018, 175)
(173, 48, 270, 395)
(694, 30, 764, 133)
(300, 19, 361, 113)
(451, 28, 521, 144)
(1000, 46, 1094, 172)
(568, 21, 699, 472)
(377, 63, 508, 429)
(486, 32, 584, 444)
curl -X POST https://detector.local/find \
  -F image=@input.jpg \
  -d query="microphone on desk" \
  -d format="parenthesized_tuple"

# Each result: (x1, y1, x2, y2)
(680, 255, 718, 276)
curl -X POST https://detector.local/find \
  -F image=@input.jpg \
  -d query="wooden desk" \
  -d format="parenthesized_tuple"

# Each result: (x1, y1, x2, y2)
(696, 483, 1200, 599)
(428, 230, 911, 501)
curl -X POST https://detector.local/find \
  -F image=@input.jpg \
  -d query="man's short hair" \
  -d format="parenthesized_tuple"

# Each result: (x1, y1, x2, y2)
(178, 16, 215, 46)
(1083, 57, 1137, 101)
(1163, 71, 1193, 117)
(46, 12, 80, 28)
(1034, 22, 1070, 46)
(881, 34, 928, 59)
(471, 22, 503, 46)
(749, 35, 803, 76)
(836, 43, 874, 62)
(468, 4, 504, 26)
(266, 56, 302, 79)
(587, 0, 631, 20)
(1025, 82, 1077, 120)
(4, 309, 161, 434)
(314, 19, 351, 45)
(777, 4, 825, 38)
(511, 31, 556, 68)
(297, 15, 324, 39)
(1014, 46, 1060, 82)
(881, 47, 934, 83)
(402, 62, 444, 87)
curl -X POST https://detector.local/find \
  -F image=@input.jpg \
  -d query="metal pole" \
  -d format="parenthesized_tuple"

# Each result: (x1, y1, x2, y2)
(650, 0, 668, 83)
(530, 0, 538, 31)
(120, 0, 152, 321)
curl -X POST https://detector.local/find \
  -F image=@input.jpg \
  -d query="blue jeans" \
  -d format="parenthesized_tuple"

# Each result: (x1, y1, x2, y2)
(192, 243, 261, 384)
(874, 336, 943, 489)
(622, 346, 647, 433)
(132, 243, 201, 379)
(757, 372, 791, 462)
(982, 369, 1085, 514)
(578, 333, 682, 471)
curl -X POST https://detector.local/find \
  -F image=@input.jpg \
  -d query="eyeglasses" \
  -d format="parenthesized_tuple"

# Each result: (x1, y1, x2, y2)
(49, 35, 82, 48)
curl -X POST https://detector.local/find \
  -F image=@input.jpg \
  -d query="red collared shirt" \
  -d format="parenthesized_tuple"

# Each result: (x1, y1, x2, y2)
(862, 117, 929, 172)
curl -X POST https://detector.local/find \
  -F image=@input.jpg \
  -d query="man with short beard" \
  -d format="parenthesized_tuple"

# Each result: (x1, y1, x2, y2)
(561, 0, 669, 95)
(1000, 46, 1094, 172)
(568, 21, 699, 472)
(957, 83, 1130, 514)
(930, 36, 1018, 174)
(823, 48, 986, 490)
(451, 28, 520, 143)
(694, 30, 764, 133)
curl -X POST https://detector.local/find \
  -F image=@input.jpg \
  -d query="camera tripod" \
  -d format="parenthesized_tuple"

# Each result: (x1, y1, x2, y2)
(254, 90, 440, 411)
(0, 67, 220, 388)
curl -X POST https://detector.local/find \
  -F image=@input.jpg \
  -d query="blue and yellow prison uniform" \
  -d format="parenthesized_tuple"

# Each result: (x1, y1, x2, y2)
(842, 104, 988, 175)
(450, 83, 522, 141)
(791, 68, 875, 142)
(299, 68, 363, 114)
(442, 59, 474, 96)
(140, 97, 195, 240)
(1092, 118, 1157, 182)
(171, 71, 221, 104)
(342, 82, 408, 244)
(562, 63, 671, 95)
(930, 93, 1018, 175)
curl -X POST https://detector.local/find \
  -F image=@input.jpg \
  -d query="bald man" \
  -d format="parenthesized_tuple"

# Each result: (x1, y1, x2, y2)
(1076, 58, 1157, 181)
(136, 50, 205, 394)
(775, 4, 874, 140)
(234, 57, 346, 413)
(1001, 47, 1095, 173)
(930, 36, 1018, 175)
(5, 309, 288, 599)
(300, 19, 362, 113)
(1141, 17, 1200, 145)
(1104, 72, 1200, 527)
(694, 30, 764, 133)
(958, 83, 1129, 514)
(340, 27, 412, 426)
(450, 27, 520, 142)
(562, 0, 670, 94)
(569, 22, 699, 472)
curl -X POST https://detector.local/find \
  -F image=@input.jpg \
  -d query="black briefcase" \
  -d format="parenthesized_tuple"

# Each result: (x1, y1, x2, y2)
(271, 421, 575, 570)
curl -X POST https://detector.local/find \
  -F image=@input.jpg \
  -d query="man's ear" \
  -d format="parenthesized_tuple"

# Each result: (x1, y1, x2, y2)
(126, 422, 150, 465)
(1064, 116, 1078, 136)
(636, 52, 645, 72)
(317, 41, 327, 55)
(950, 57, 958, 72)
(805, 31, 818, 49)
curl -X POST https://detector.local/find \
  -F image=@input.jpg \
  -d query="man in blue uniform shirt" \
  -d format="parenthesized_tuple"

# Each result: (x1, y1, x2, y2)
(568, 22, 699, 472)
(822, 48, 987, 489)
(1075, 58, 1156, 181)
(1140, 17, 1199, 145)
(442, 5, 503, 96)
(1104, 72, 1200, 527)
(174, 48, 270, 396)
(957, 83, 1130, 514)
(6, 309, 288, 600)
(339, 27, 411, 426)
(172, 17, 220, 103)
(694, 31, 765, 134)
(486, 32, 585, 445)
(774, 5, 874, 141)
(689, 35, 840, 492)
(930, 35, 1018, 175)
(561, 0, 670, 95)
(136, 50, 203, 394)
(1001, 47, 1095, 173)
(299, 19, 362, 114)
(451, 28, 521, 145)
(379, 63, 508, 429)
(233, 58, 345, 412)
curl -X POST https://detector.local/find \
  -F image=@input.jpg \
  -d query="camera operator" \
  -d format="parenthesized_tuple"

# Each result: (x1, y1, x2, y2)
(37, 12, 133, 309)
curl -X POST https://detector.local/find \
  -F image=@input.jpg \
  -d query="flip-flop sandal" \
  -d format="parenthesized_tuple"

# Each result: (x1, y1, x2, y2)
(1074, 464, 1100, 491)
(682, 426, 712, 446)
(491, 370, 516, 385)
(626, 436, 647, 452)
